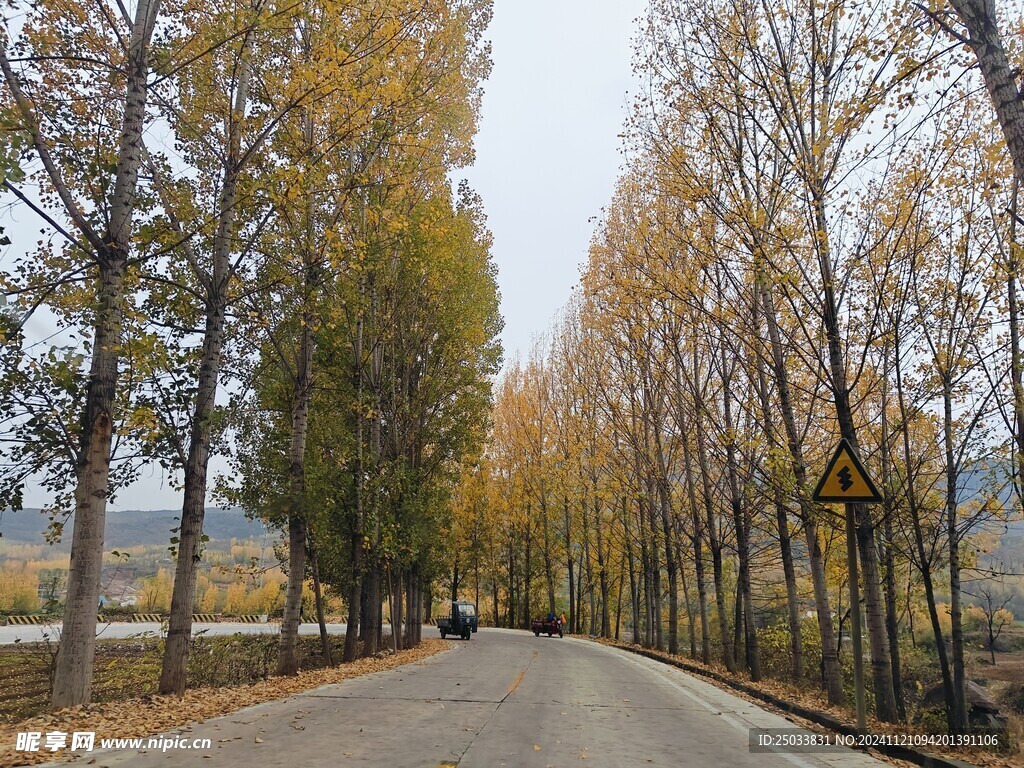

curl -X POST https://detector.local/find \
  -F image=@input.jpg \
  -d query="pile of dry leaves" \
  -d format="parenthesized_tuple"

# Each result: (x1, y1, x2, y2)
(0, 639, 447, 768)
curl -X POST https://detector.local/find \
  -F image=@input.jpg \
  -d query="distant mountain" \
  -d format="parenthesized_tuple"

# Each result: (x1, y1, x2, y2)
(0, 507, 269, 549)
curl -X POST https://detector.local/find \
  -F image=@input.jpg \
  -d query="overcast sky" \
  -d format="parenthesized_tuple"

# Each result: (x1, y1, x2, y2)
(461, 0, 648, 364)
(16, 0, 649, 513)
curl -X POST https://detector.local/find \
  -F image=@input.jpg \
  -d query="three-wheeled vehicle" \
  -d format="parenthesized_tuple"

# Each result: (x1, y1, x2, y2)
(437, 600, 478, 640)
(531, 615, 563, 637)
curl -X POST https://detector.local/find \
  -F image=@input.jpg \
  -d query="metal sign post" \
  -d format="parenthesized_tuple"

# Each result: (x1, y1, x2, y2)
(844, 503, 866, 733)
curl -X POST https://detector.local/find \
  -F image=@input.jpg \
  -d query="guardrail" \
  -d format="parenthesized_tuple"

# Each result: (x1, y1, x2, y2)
(3, 615, 110, 626)
(1, 613, 330, 626)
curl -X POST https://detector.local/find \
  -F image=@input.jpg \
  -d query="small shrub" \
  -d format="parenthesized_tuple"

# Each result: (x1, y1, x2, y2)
(1002, 683, 1024, 716)
(899, 641, 944, 717)
(100, 604, 136, 620)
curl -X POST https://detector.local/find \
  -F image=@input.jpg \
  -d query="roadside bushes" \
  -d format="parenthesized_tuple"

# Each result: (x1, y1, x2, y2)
(754, 618, 824, 689)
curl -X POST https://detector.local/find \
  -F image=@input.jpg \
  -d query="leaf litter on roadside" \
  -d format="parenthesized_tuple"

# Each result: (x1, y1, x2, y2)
(0, 639, 447, 768)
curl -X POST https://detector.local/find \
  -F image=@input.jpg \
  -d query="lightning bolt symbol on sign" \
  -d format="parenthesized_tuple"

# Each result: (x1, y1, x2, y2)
(837, 466, 853, 492)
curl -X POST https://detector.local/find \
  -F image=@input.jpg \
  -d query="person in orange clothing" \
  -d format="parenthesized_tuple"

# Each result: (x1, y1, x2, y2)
(559, 612, 567, 632)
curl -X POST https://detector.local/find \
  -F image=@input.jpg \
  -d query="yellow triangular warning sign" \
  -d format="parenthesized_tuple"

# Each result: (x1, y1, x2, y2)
(812, 438, 882, 503)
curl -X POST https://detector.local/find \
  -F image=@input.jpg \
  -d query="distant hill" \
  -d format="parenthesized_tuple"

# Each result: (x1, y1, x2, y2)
(0, 507, 269, 549)
(989, 516, 1024, 568)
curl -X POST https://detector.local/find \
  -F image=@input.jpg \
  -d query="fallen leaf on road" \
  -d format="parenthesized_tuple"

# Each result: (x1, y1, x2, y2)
(533, 745, 541, 751)
(254, 738, 263, 744)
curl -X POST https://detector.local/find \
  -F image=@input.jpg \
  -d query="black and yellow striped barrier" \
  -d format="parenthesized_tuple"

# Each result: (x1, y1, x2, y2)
(191, 613, 219, 623)
(226, 615, 262, 623)
(5, 615, 43, 625)
(132, 613, 162, 622)
(97, 614, 105, 623)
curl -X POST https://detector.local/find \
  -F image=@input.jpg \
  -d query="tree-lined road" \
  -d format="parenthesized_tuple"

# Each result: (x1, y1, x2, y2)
(58, 630, 884, 767)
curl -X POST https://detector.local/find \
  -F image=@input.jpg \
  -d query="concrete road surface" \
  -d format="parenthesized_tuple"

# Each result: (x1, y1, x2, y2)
(49, 628, 884, 768)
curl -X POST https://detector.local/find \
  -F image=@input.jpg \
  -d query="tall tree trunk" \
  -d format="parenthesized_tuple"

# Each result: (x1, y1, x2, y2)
(944, 376, 969, 733)
(676, 394, 710, 664)
(277, 312, 313, 676)
(698, 412, 734, 668)
(414, 570, 423, 645)
(506, 532, 515, 628)
(776, 498, 802, 682)
(362, 564, 381, 656)
(659, 475, 679, 656)
(750, 298, 801, 682)
(881, 513, 903, 716)
(564, 492, 575, 634)
(48, 0, 160, 710)
(309, 537, 332, 667)
(614, 567, 625, 641)
(638, 497, 653, 647)
(595, 498, 610, 637)
(388, 566, 402, 652)
(160, 45, 250, 696)
(815, 197, 898, 722)
(946, 0, 1024, 186)
(523, 521, 532, 629)
(577, 548, 587, 634)
(652, 393, 679, 655)
(52, 255, 127, 709)
(879, 343, 904, 718)
(1009, 179, 1024, 499)
(492, 575, 499, 628)
(576, 500, 588, 634)
(722, 356, 759, 679)
(625, 505, 640, 643)
(542, 497, 556, 615)
(734, 574, 744, 669)
(696, 412, 734, 671)
(757, 282, 842, 703)
(679, 537, 696, 659)
(404, 570, 412, 648)
(895, 340, 957, 732)
(343, 311, 366, 664)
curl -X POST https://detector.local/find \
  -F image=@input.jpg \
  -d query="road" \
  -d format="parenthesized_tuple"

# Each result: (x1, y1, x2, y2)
(50, 628, 884, 768)
(0, 622, 350, 645)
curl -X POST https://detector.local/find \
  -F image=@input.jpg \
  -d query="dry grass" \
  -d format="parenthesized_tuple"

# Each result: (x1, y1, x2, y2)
(0, 639, 448, 768)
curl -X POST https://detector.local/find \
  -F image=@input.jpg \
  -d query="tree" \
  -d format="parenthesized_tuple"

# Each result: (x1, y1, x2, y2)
(931, 0, 1024, 187)
(1, 0, 163, 709)
(965, 581, 1014, 665)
